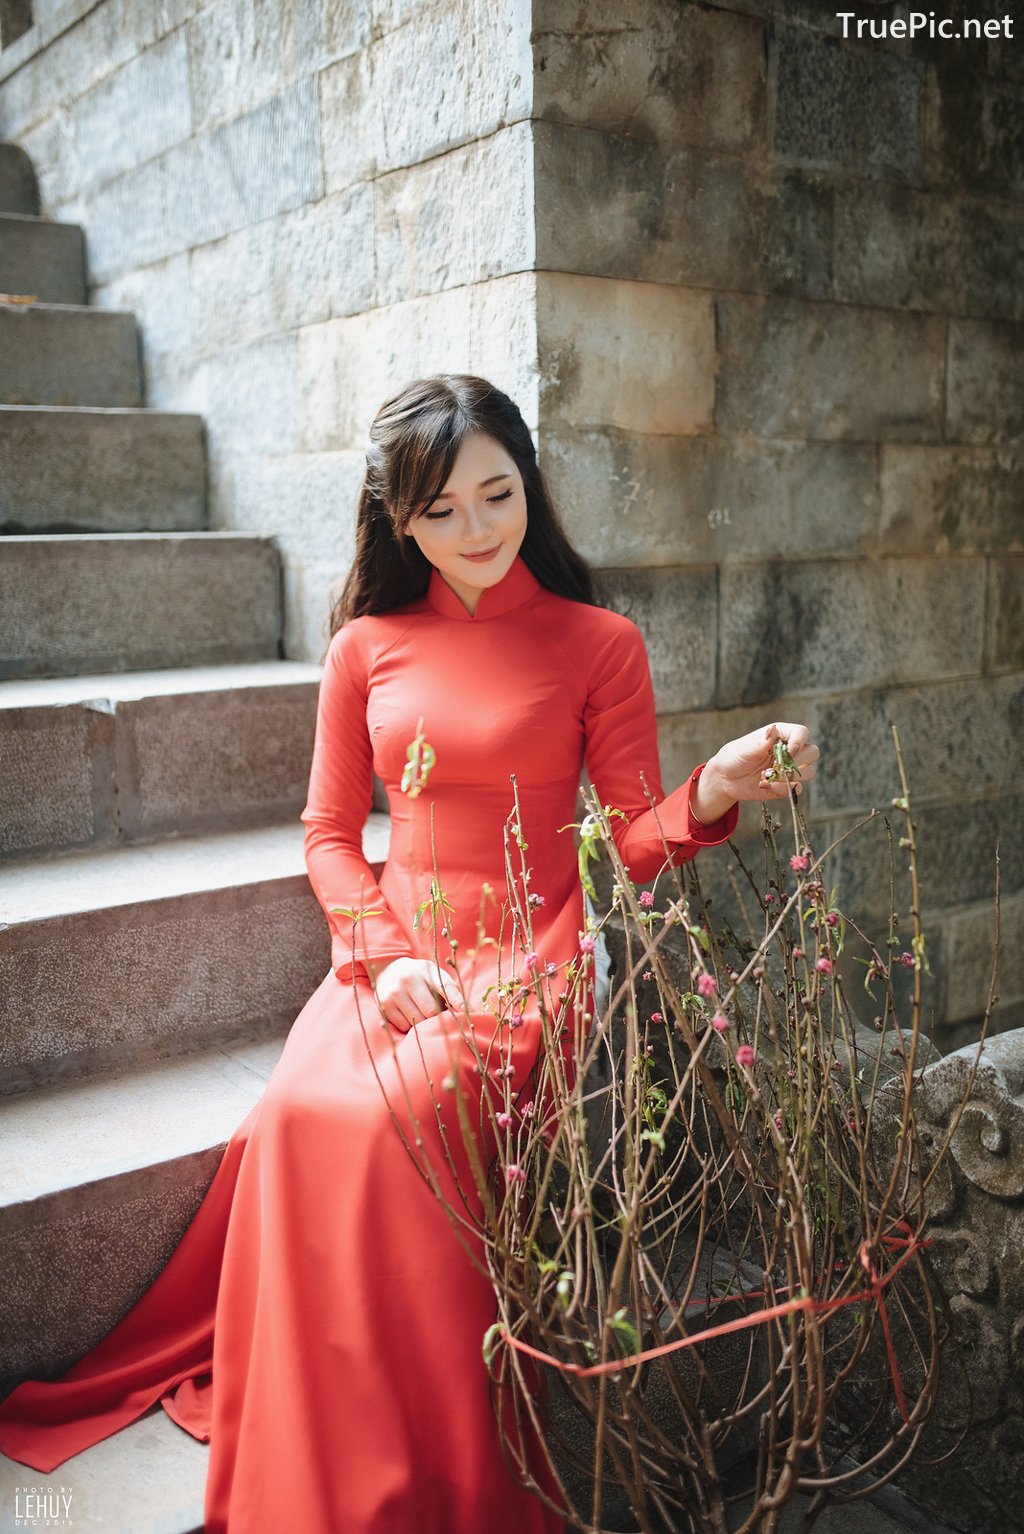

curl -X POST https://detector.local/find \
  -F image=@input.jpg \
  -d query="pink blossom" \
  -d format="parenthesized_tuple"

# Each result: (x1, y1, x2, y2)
(697, 973, 718, 998)
(579, 935, 596, 954)
(643, 970, 654, 981)
(528, 892, 546, 909)
(826, 912, 839, 928)
(497, 1112, 512, 1128)
(792, 947, 804, 960)
(790, 854, 809, 872)
(735, 1044, 756, 1069)
(506, 1164, 527, 1185)
(521, 1100, 535, 1118)
(711, 1012, 730, 1032)
(639, 890, 655, 909)
(509, 1010, 524, 1028)
(773, 1110, 784, 1132)
(544, 960, 558, 976)
(900, 951, 915, 968)
(765, 891, 776, 904)
(524, 951, 540, 969)
(651, 1011, 664, 1024)
(815, 956, 833, 975)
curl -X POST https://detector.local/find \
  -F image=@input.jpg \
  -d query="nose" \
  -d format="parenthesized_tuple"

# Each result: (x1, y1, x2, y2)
(463, 503, 493, 545)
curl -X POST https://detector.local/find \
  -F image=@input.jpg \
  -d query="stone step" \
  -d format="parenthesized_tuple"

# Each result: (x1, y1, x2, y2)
(0, 661, 324, 860)
(0, 303, 143, 407)
(0, 407, 205, 534)
(0, 1033, 287, 1400)
(0, 145, 39, 217)
(0, 815, 391, 1096)
(0, 214, 85, 305)
(0, 532, 281, 679)
(0, 1403, 206, 1532)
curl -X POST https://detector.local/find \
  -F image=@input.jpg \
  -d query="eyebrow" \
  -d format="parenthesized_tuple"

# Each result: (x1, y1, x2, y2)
(434, 472, 513, 497)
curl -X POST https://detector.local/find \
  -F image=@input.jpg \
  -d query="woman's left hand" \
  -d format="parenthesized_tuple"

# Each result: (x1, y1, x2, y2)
(706, 721, 821, 808)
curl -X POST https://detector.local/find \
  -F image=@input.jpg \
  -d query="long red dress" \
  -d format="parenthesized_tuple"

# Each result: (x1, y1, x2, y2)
(0, 553, 739, 1531)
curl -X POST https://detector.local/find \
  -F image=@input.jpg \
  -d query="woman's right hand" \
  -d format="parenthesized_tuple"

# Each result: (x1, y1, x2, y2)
(366, 956, 460, 1032)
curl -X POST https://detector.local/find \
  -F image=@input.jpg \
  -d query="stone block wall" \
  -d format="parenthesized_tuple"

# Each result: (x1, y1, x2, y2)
(529, 0, 1023, 1048)
(1, 0, 1020, 1043)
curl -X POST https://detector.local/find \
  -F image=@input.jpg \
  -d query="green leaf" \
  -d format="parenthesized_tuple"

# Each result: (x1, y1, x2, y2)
(482, 1322, 503, 1369)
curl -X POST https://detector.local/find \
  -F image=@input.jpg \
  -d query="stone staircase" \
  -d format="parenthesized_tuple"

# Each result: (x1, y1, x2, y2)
(0, 141, 387, 1532)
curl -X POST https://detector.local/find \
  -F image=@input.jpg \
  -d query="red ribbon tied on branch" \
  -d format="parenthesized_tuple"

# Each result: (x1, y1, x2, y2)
(495, 1220, 931, 1427)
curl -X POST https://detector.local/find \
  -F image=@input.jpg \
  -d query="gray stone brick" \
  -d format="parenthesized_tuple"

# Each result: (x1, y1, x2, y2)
(772, 24, 924, 181)
(73, 29, 191, 196)
(835, 180, 1024, 323)
(533, 0, 766, 155)
(878, 444, 1024, 555)
(373, 125, 533, 308)
(946, 318, 1024, 444)
(715, 295, 944, 441)
(821, 793, 1021, 926)
(592, 565, 717, 714)
(986, 556, 1024, 672)
(188, 0, 304, 133)
(85, 80, 324, 283)
(320, 0, 531, 193)
(811, 676, 1024, 815)
(0, 304, 142, 408)
(924, 64, 1024, 199)
(718, 558, 986, 706)
(539, 427, 877, 568)
(534, 121, 833, 299)
(193, 332, 301, 455)
(189, 185, 374, 357)
(945, 893, 1024, 1024)
(538, 273, 714, 435)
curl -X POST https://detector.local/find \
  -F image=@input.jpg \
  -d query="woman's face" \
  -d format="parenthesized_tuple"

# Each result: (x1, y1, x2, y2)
(405, 430, 528, 615)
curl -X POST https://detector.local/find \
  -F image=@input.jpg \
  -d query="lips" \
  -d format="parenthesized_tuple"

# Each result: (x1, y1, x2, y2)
(461, 546, 502, 562)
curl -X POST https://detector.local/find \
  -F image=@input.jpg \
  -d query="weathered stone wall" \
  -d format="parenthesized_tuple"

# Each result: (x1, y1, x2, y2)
(1, 0, 1020, 1044)
(528, 0, 1023, 1048)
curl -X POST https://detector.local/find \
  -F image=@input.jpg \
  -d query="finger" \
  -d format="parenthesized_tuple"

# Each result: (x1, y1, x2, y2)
(382, 999, 415, 1032)
(408, 980, 444, 1018)
(772, 722, 812, 756)
(430, 967, 460, 1008)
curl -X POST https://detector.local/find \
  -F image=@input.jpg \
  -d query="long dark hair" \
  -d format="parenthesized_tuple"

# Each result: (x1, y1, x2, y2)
(329, 375, 595, 638)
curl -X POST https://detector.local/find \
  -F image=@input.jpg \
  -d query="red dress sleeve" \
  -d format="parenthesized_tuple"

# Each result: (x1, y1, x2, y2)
(300, 621, 415, 983)
(582, 614, 740, 884)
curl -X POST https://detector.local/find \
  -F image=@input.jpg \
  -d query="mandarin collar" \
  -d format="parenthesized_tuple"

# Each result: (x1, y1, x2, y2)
(426, 553, 542, 622)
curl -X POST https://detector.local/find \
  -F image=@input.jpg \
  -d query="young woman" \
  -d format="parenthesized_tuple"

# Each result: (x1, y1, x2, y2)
(0, 375, 820, 1532)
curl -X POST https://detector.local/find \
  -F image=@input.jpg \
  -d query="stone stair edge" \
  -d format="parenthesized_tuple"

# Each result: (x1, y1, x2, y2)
(0, 814, 391, 925)
(0, 1033, 286, 1223)
(0, 529, 279, 543)
(0, 404, 203, 422)
(0, 659, 325, 709)
(0, 301, 133, 317)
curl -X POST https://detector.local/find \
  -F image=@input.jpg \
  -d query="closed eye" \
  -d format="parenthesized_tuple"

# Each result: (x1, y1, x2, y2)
(423, 487, 515, 520)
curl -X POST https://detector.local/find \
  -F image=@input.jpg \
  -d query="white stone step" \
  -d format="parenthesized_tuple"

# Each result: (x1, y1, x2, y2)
(0, 533, 280, 679)
(0, 815, 391, 1094)
(0, 661, 325, 859)
(0, 214, 85, 305)
(0, 408, 205, 534)
(0, 302, 143, 408)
